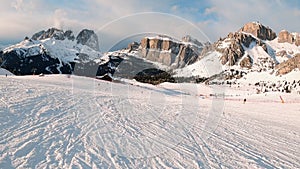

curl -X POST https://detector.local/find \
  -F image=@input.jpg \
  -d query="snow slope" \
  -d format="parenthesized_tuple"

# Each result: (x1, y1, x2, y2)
(267, 38, 300, 60)
(0, 68, 13, 76)
(174, 51, 223, 77)
(0, 75, 299, 168)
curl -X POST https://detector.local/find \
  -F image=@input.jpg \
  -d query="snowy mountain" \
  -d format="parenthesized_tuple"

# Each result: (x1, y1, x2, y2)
(1, 22, 300, 168)
(97, 22, 300, 89)
(175, 22, 300, 78)
(1, 22, 299, 90)
(172, 22, 300, 92)
(0, 28, 101, 76)
(95, 35, 204, 83)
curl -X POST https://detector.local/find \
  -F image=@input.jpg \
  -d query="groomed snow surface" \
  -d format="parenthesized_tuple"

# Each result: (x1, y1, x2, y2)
(0, 75, 299, 168)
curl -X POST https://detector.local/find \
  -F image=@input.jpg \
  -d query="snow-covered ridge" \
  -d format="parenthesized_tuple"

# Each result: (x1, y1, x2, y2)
(0, 28, 102, 76)
(3, 38, 101, 64)
(3, 38, 76, 63)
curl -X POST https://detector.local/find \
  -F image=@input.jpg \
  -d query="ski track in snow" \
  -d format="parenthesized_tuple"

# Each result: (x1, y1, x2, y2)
(0, 75, 299, 168)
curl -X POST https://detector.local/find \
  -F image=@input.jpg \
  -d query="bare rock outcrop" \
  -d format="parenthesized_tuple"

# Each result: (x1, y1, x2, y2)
(31, 28, 66, 40)
(275, 53, 300, 75)
(239, 55, 253, 69)
(239, 22, 277, 40)
(278, 30, 300, 46)
(138, 36, 200, 68)
(215, 32, 266, 66)
(76, 29, 99, 51)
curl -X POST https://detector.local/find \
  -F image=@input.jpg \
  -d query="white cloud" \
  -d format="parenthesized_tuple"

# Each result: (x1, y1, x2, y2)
(10, 0, 41, 13)
(11, 0, 23, 11)
(1, 0, 300, 48)
(52, 9, 67, 29)
(1, 0, 172, 42)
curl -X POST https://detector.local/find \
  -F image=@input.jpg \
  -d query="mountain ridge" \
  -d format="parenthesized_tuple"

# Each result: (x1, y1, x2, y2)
(0, 28, 101, 76)
(0, 22, 299, 92)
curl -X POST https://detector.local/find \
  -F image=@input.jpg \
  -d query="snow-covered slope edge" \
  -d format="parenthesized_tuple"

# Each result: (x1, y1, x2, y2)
(0, 68, 14, 76)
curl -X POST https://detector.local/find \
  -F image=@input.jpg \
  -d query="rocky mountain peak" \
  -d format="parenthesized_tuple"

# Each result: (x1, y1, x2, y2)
(214, 31, 267, 67)
(278, 30, 300, 46)
(32, 28, 65, 40)
(31, 28, 75, 41)
(199, 22, 300, 82)
(76, 29, 99, 51)
(64, 30, 75, 41)
(239, 22, 277, 40)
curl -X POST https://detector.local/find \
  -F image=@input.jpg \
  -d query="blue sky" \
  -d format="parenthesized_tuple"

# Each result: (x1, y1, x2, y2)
(1, 0, 300, 49)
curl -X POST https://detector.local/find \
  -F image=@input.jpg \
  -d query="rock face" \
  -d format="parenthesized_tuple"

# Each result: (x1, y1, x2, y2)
(239, 22, 277, 40)
(239, 55, 253, 69)
(138, 36, 201, 68)
(215, 32, 266, 67)
(64, 30, 75, 41)
(278, 30, 300, 46)
(76, 29, 99, 51)
(31, 28, 76, 41)
(276, 54, 300, 75)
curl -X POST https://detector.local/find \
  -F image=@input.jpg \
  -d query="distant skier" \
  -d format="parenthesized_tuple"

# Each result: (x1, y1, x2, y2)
(243, 98, 246, 104)
(279, 96, 284, 103)
(5, 74, 7, 77)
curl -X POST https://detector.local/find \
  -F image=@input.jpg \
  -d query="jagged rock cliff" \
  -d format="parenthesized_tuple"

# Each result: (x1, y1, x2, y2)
(138, 35, 202, 68)
(31, 28, 76, 41)
(218, 22, 275, 68)
(239, 22, 277, 40)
